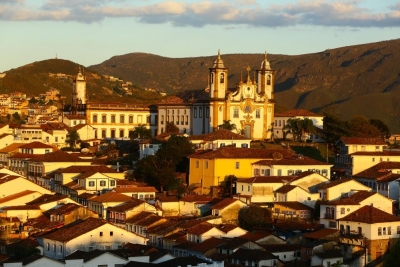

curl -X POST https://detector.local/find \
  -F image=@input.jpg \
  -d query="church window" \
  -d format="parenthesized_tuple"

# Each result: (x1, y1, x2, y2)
(161, 115, 164, 125)
(256, 109, 260, 118)
(111, 115, 116, 123)
(194, 107, 198, 118)
(220, 73, 224, 83)
(176, 116, 179, 125)
(199, 107, 203, 118)
(102, 115, 106, 123)
(245, 106, 251, 113)
(211, 73, 214, 83)
(93, 115, 98, 123)
(181, 116, 184, 125)
(120, 116, 124, 123)
(233, 108, 239, 118)
(267, 75, 271, 85)
(185, 115, 189, 125)
(120, 129, 124, 137)
(129, 116, 133, 123)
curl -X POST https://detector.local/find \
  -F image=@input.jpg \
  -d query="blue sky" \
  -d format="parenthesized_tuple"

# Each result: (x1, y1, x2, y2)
(1, 0, 400, 72)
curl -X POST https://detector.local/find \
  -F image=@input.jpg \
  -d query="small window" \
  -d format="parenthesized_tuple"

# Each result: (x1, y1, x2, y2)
(233, 108, 239, 118)
(88, 181, 95, 187)
(235, 162, 240, 169)
(53, 244, 56, 252)
(120, 116, 124, 123)
(100, 231, 103, 236)
(93, 115, 98, 123)
(378, 227, 382, 236)
(205, 161, 208, 169)
(220, 73, 224, 83)
(102, 115, 106, 123)
(110, 231, 113, 236)
(46, 243, 50, 251)
(256, 109, 260, 118)
(100, 181, 106, 186)
(129, 116, 133, 123)
(196, 161, 199, 168)
(110, 180, 116, 186)
(341, 208, 345, 214)
(388, 227, 391, 235)
(383, 227, 386, 235)
(194, 107, 197, 118)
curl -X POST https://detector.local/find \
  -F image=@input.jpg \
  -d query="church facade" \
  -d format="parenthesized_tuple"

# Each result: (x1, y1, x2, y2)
(64, 52, 275, 141)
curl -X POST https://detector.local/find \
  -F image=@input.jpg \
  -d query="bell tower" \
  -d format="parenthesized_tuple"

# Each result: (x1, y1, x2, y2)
(257, 52, 275, 99)
(209, 50, 228, 99)
(72, 66, 87, 106)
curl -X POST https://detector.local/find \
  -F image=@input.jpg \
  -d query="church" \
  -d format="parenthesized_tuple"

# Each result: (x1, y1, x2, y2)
(64, 52, 276, 140)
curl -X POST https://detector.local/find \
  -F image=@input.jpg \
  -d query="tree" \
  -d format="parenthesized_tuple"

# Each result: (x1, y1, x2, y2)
(283, 118, 301, 141)
(12, 112, 20, 121)
(238, 206, 272, 230)
(134, 135, 194, 191)
(166, 122, 179, 134)
(348, 116, 381, 138)
(320, 111, 350, 144)
(6, 114, 10, 122)
(65, 129, 81, 149)
(218, 120, 237, 131)
(383, 239, 400, 267)
(370, 119, 391, 139)
(221, 175, 237, 197)
(299, 118, 316, 142)
(130, 124, 152, 140)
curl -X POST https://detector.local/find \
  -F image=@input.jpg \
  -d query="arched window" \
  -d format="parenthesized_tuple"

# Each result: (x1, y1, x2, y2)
(93, 115, 98, 123)
(378, 227, 382, 236)
(220, 73, 224, 83)
(267, 75, 271, 85)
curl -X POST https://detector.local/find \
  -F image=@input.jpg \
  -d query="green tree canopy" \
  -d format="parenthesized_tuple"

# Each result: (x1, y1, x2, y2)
(238, 206, 272, 230)
(130, 124, 152, 140)
(370, 119, 391, 139)
(218, 120, 237, 131)
(65, 129, 81, 149)
(383, 239, 400, 267)
(165, 122, 179, 134)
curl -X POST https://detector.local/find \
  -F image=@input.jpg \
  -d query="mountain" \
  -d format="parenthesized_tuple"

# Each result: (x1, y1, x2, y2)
(0, 59, 162, 104)
(89, 39, 400, 132)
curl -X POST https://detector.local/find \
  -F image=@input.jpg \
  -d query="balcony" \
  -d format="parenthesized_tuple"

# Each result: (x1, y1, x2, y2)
(324, 213, 335, 219)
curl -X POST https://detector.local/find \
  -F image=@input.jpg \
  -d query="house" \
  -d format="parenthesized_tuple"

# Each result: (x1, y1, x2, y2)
(88, 192, 133, 218)
(337, 205, 400, 262)
(0, 175, 52, 197)
(147, 219, 183, 249)
(0, 143, 25, 167)
(320, 190, 394, 229)
(274, 109, 324, 141)
(0, 205, 42, 223)
(310, 250, 343, 267)
(44, 203, 99, 225)
(227, 248, 281, 267)
(178, 195, 216, 217)
(185, 222, 226, 243)
(274, 185, 314, 205)
(0, 190, 43, 208)
(216, 224, 247, 238)
(38, 217, 147, 260)
(239, 231, 286, 245)
(188, 147, 293, 193)
(176, 237, 226, 261)
(352, 161, 400, 204)
(261, 244, 302, 262)
(68, 123, 97, 142)
(252, 156, 333, 179)
(62, 114, 87, 127)
(3, 255, 65, 267)
(216, 237, 264, 256)
(272, 202, 314, 221)
(236, 176, 286, 204)
(317, 178, 371, 201)
(334, 137, 388, 177)
(189, 129, 252, 150)
(107, 199, 158, 228)
(125, 211, 165, 237)
(25, 193, 79, 211)
(155, 196, 180, 216)
(210, 198, 247, 224)
(112, 187, 158, 201)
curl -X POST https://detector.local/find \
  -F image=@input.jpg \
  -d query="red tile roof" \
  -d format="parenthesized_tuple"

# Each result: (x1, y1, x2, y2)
(189, 129, 250, 141)
(185, 223, 215, 235)
(55, 165, 118, 173)
(216, 224, 240, 233)
(324, 191, 376, 205)
(29, 150, 90, 163)
(113, 187, 158, 193)
(211, 198, 240, 210)
(0, 143, 25, 153)
(275, 109, 323, 117)
(239, 231, 274, 242)
(351, 151, 400, 156)
(189, 147, 293, 159)
(340, 137, 386, 145)
(125, 211, 155, 224)
(1, 205, 40, 210)
(8, 153, 43, 159)
(20, 142, 55, 149)
(26, 194, 68, 205)
(338, 205, 400, 224)
(46, 203, 82, 215)
(318, 178, 355, 189)
(89, 192, 133, 203)
(180, 195, 213, 203)
(238, 176, 287, 184)
(0, 190, 37, 204)
(253, 156, 331, 166)
(186, 237, 226, 253)
(41, 217, 108, 241)
(303, 228, 339, 239)
(354, 161, 400, 180)
(106, 199, 146, 212)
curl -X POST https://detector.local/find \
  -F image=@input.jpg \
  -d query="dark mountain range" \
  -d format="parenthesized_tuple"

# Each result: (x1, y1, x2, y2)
(1, 39, 400, 131)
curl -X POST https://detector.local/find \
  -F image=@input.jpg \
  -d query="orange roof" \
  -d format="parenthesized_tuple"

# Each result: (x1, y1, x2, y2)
(338, 205, 400, 224)
(20, 142, 55, 149)
(340, 137, 386, 145)
(189, 129, 250, 141)
(303, 228, 339, 239)
(0, 190, 37, 204)
(189, 147, 293, 159)
(113, 187, 158, 193)
(0, 143, 25, 153)
(29, 150, 90, 163)
(89, 192, 132, 203)
(211, 198, 240, 210)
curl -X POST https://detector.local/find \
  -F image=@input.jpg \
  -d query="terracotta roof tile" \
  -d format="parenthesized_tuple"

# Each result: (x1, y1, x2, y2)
(186, 237, 226, 253)
(228, 248, 277, 261)
(1, 205, 40, 210)
(19, 142, 55, 149)
(55, 165, 118, 173)
(8, 153, 43, 159)
(354, 161, 400, 180)
(26, 194, 68, 205)
(185, 223, 215, 235)
(340, 137, 386, 145)
(0, 143, 25, 153)
(303, 228, 339, 239)
(106, 199, 146, 212)
(189, 147, 293, 159)
(216, 224, 240, 233)
(338, 205, 400, 224)
(77, 192, 97, 200)
(46, 203, 82, 215)
(41, 217, 108, 241)
(113, 187, 158, 193)
(351, 151, 400, 156)
(239, 231, 274, 242)
(29, 150, 90, 163)
(211, 198, 240, 210)
(0, 190, 37, 204)
(324, 191, 376, 205)
(274, 185, 298, 194)
(65, 114, 87, 120)
(318, 178, 354, 189)
(253, 156, 331, 166)
(90, 192, 133, 203)
(125, 211, 155, 224)
(146, 220, 182, 235)
(238, 176, 287, 184)
(180, 195, 213, 203)
(274, 109, 323, 117)
(189, 129, 250, 141)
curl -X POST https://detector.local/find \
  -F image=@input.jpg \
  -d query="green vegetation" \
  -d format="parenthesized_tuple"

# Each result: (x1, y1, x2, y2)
(291, 144, 335, 163)
(238, 206, 272, 230)
(383, 239, 400, 267)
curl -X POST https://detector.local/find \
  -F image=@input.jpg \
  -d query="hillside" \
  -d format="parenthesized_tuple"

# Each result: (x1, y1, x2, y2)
(0, 59, 162, 104)
(89, 39, 400, 132)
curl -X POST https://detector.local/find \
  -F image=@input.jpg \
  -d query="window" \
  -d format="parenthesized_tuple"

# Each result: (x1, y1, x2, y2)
(88, 181, 95, 187)
(161, 115, 164, 125)
(93, 115, 97, 123)
(110, 231, 113, 236)
(256, 109, 260, 118)
(375, 146, 380, 151)
(245, 105, 251, 113)
(388, 227, 391, 235)
(53, 244, 56, 252)
(100, 231, 103, 236)
(147, 115, 151, 124)
(129, 116, 133, 123)
(220, 73, 224, 83)
(59, 245, 63, 254)
(120, 116, 124, 123)
(205, 107, 209, 118)
(185, 115, 189, 125)
(361, 146, 366, 151)
(235, 162, 240, 169)
(100, 181, 106, 186)
(199, 107, 203, 118)
(233, 108, 239, 118)
(111, 115, 116, 123)
(45, 149, 50, 154)
(267, 75, 271, 85)
(205, 161, 208, 169)
(341, 208, 345, 214)
(378, 227, 382, 236)
(397, 226, 400, 234)
(102, 129, 106, 138)
(181, 115, 184, 125)
(46, 243, 50, 251)
(120, 129, 124, 137)
(372, 158, 375, 162)
(194, 107, 197, 118)
(110, 180, 116, 187)
(102, 115, 106, 123)
(383, 227, 386, 235)
(211, 73, 214, 83)
(196, 161, 199, 168)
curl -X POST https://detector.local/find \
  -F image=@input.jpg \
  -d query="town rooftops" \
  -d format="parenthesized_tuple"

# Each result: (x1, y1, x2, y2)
(237, 176, 287, 184)
(179, 194, 213, 203)
(112, 187, 158, 193)
(353, 161, 400, 182)
(274, 109, 323, 117)
(339, 137, 386, 145)
(211, 198, 240, 210)
(185, 223, 215, 235)
(189, 129, 250, 141)
(0, 143, 25, 153)
(0, 190, 38, 204)
(303, 228, 339, 239)
(318, 178, 355, 189)
(106, 199, 146, 212)
(324, 191, 380, 206)
(26, 193, 67, 205)
(8, 153, 43, 159)
(28, 150, 90, 163)
(228, 248, 277, 261)
(338, 205, 400, 224)
(189, 147, 293, 159)
(351, 151, 400, 156)
(253, 156, 331, 166)
(45, 203, 83, 215)
(90, 192, 133, 203)
(1, 205, 40, 210)
(19, 142, 55, 149)
(64, 114, 87, 120)
(274, 185, 298, 194)
(40, 217, 108, 242)
(186, 237, 226, 253)
(54, 165, 118, 173)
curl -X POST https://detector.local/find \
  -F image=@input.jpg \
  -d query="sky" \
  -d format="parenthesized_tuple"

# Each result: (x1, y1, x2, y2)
(1, 0, 400, 72)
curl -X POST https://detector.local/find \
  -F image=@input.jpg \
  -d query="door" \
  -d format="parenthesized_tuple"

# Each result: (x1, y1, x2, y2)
(244, 125, 251, 138)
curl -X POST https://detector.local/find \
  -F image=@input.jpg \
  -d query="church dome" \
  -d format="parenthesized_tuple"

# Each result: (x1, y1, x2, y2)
(260, 52, 271, 70)
(76, 67, 85, 80)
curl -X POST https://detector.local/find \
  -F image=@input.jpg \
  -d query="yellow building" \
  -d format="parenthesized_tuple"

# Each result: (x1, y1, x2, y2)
(188, 147, 293, 193)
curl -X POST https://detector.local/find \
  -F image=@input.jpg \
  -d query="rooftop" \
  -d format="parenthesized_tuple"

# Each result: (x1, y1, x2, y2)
(338, 205, 400, 224)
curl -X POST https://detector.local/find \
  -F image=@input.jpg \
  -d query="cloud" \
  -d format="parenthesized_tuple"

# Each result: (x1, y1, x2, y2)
(0, 0, 400, 28)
